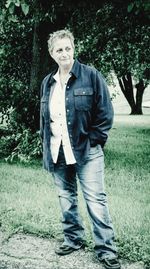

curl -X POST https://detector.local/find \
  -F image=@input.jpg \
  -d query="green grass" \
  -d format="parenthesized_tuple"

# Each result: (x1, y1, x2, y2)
(104, 115, 150, 265)
(0, 115, 150, 266)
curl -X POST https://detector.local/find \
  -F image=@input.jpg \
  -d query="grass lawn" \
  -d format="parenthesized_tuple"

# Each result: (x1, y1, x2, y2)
(0, 114, 150, 266)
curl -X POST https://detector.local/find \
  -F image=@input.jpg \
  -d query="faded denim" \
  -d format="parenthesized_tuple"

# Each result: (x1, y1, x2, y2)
(53, 144, 117, 259)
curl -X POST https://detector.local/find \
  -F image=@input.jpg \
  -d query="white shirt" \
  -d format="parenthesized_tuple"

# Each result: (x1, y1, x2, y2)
(49, 70, 76, 164)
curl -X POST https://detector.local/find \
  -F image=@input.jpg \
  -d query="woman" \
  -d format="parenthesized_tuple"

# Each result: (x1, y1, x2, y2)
(40, 29, 121, 269)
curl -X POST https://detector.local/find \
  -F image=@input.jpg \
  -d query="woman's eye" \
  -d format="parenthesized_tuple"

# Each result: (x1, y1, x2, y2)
(66, 47, 71, 51)
(57, 49, 62, 53)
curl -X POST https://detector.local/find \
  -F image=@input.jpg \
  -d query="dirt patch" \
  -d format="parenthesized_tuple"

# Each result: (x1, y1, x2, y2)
(0, 231, 145, 269)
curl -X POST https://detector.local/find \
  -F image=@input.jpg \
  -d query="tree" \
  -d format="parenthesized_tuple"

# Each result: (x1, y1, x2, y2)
(69, 1, 150, 114)
(0, 1, 33, 126)
(1, 0, 94, 130)
(1, 0, 149, 134)
(0, 0, 149, 160)
(113, 1, 150, 114)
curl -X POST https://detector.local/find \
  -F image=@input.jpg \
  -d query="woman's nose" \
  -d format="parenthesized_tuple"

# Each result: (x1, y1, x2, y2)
(62, 50, 67, 57)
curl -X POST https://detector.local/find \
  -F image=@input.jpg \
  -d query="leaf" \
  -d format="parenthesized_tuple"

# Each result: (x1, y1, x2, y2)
(135, 1, 140, 9)
(21, 3, 29, 16)
(15, 0, 21, 7)
(5, 0, 12, 9)
(9, 3, 15, 14)
(127, 3, 135, 13)
(10, 15, 19, 23)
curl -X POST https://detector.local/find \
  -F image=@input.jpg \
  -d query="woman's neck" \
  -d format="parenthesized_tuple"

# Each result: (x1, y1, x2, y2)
(59, 60, 74, 76)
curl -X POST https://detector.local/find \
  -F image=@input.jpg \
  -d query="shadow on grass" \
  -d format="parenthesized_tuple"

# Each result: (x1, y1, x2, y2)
(0, 157, 42, 169)
(136, 128, 150, 135)
(105, 146, 150, 172)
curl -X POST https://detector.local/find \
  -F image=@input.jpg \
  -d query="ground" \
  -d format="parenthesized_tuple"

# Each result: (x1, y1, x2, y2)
(0, 231, 145, 269)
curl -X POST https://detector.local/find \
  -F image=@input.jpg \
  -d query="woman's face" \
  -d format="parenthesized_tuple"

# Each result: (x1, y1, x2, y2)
(50, 37, 74, 70)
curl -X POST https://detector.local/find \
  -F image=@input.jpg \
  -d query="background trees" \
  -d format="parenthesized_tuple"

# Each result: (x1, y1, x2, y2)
(70, 1, 150, 114)
(0, 0, 149, 159)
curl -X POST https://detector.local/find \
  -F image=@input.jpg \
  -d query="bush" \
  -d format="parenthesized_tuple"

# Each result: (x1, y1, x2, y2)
(0, 127, 42, 162)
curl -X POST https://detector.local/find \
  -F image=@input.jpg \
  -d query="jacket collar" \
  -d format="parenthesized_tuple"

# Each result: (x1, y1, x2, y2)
(48, 69, 57, 86)
(70, 59, 80, 78)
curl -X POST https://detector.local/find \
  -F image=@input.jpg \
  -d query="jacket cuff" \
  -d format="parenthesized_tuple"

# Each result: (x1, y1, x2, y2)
(90, 139, 105, 148)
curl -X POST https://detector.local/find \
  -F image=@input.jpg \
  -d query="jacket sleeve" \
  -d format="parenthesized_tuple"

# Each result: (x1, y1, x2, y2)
(89, 70, 114, 148)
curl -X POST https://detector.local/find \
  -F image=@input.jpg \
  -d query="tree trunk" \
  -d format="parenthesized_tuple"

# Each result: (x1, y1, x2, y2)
(134, 79, 145, 115)
(28, 0, 40, 132)
(118, 72, 137, 114)
(30, 22, 40, 97)
(28, 2, 74, 132)
(29, 17, 41, 132)
(118, 74, 146, 115)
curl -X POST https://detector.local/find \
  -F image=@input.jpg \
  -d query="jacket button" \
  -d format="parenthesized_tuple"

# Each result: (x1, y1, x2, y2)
(68, 121, 71, 125)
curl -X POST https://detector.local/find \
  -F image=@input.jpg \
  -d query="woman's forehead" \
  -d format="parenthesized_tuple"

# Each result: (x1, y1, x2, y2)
(53, 37, 73, 49)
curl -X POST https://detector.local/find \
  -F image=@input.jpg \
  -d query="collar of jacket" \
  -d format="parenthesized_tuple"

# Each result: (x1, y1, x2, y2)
(48, 59, 80, 86)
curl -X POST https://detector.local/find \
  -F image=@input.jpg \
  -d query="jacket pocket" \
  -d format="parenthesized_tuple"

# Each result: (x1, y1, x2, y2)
(74, 87, 93, 111)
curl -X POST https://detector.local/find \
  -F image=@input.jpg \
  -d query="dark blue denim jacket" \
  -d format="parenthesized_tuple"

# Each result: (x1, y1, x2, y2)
(40, 59, 114, 172)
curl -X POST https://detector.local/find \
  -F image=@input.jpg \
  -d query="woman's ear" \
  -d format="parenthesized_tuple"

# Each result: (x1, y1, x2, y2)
(48, 49, 53, 59)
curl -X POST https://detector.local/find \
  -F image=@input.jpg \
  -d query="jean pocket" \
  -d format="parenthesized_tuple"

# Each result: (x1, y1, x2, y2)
(86, 144, 103, 160)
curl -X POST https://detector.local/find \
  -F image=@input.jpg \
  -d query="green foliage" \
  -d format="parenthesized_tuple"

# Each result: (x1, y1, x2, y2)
(128, 0, 150, 17)
(0, 3, 36, 129)
(70, 2, 150, 85)
(0, 130, 16, 158)
(0, 0, 149, 158)
(0, 127, 42, 162)
(5, 0, 29, 15)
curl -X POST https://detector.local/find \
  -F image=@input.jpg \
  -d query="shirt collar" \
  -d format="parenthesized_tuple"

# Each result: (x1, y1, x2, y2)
(53, 69, 60, 82)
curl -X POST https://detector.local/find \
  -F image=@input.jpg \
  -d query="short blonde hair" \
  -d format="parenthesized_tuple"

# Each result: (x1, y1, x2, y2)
(48, 29, 75, 54)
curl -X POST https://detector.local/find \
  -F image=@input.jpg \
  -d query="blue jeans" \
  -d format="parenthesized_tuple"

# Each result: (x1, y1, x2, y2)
(53, 144, 117, 259)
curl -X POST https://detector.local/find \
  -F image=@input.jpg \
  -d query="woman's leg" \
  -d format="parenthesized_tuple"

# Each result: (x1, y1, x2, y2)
(77, 145, 117, 259)
(53, 147, 85, 249)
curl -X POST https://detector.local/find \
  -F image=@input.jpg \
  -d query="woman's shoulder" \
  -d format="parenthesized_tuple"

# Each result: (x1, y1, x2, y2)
(42, 69, 57, 85)
(79, 60, 98, 75)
